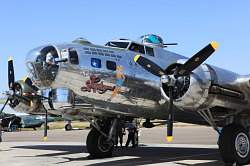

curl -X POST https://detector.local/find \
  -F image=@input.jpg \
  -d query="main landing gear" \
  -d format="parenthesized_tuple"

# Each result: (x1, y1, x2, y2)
(198, 110, 250, 165)
(87, 128, 114, 158)
(219, 124, 250, 166)
(85, 118, 140, 158)
(86, 118, 117, 158)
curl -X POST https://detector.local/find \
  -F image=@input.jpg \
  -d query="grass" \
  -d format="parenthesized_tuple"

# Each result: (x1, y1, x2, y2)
(21, 121, 90, 131)
(0, 99, 7, 104)
(49, 121, 90, 129)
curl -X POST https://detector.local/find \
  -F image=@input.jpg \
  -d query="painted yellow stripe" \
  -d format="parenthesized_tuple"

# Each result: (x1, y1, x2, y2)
(210, 41, 218, 50)
(43, 136, 48, 141)
(134, 54, 141, 62)
(22, 76, 28, 82)
(8, 56, 13, 61)
(166, 136, 173, 142)
(30, 100, 33, 107)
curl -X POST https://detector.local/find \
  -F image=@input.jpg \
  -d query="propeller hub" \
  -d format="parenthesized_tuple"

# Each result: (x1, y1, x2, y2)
(161, 75, 176, 87)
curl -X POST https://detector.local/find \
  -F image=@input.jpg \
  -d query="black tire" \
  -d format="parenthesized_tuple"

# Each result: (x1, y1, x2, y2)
(9, 125, 17, 132)
(65, 124, 72, 131)
(86, 128, 114, 158)
(219, 124, 250, 165)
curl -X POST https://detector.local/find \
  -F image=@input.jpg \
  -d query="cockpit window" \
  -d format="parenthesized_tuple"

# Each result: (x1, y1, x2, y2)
(105, 42, 129, 49)
(128, 42, 145, 54)
(145, 46, 154, 56)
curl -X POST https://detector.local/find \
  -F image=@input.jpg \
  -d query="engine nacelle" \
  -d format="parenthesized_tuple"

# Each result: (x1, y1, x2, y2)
(8, 81, 45, 114)
(161, 63, 212, 110)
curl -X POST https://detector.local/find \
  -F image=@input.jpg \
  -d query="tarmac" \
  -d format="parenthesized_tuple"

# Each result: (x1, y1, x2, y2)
(0, 125, 232, 166)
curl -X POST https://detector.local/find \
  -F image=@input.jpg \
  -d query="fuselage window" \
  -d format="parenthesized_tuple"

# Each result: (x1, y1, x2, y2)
(106, 61, 117, 71)
(69, 48, 79, 65)
(145, 46, 154, 56)
(129, 43, 145, 54)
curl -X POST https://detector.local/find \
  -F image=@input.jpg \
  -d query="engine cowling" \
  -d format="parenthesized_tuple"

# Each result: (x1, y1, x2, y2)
(8, 81, 45, 114)
(161, 63, 212, 110)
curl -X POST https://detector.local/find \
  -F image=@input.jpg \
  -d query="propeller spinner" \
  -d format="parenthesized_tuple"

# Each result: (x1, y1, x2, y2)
(134, 42, 218, 142)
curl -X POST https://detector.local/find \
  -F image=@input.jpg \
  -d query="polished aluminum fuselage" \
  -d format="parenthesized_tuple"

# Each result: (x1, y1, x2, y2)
(26, 41, 250, 123)
(45, 43, 169, 119)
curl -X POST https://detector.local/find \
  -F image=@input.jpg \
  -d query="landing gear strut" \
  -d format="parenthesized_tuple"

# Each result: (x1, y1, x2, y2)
(219, 124, 250, 165)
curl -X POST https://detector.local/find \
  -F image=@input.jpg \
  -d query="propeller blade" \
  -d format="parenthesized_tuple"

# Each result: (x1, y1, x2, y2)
(0, 98, 9, 114)
(14, 94, 30, 103)
(166, 86, 174, 142)
(23, 76, 39, 91)
(43, 108, 48, 141)
(176, 41, 218, 77)
(23, 76, 33, 87)
(8, 57, 15, 89)
(134, 54, 166, 77)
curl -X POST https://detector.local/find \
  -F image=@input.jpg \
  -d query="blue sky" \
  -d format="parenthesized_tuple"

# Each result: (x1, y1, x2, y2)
(0, 0, 250, 92)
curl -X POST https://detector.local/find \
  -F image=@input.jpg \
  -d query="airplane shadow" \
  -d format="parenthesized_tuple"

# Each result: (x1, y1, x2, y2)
(13, 144, 224, 166)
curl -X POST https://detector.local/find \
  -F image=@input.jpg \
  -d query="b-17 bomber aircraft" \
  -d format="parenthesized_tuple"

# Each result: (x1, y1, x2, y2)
(3, 34, 250, 165)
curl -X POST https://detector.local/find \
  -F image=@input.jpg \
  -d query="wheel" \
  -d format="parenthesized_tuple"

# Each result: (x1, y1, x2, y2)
(219, 124, 250, 165)
(65, 124, 72, 131)
(86, 128, 114, 158)
(9, 125, 17, 132)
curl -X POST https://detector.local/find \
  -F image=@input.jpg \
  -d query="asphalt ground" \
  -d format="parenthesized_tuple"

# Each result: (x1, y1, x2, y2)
(0, 125, 237, 166)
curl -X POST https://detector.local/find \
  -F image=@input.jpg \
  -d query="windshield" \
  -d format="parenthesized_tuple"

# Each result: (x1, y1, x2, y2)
(105, 41, 129, 49)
